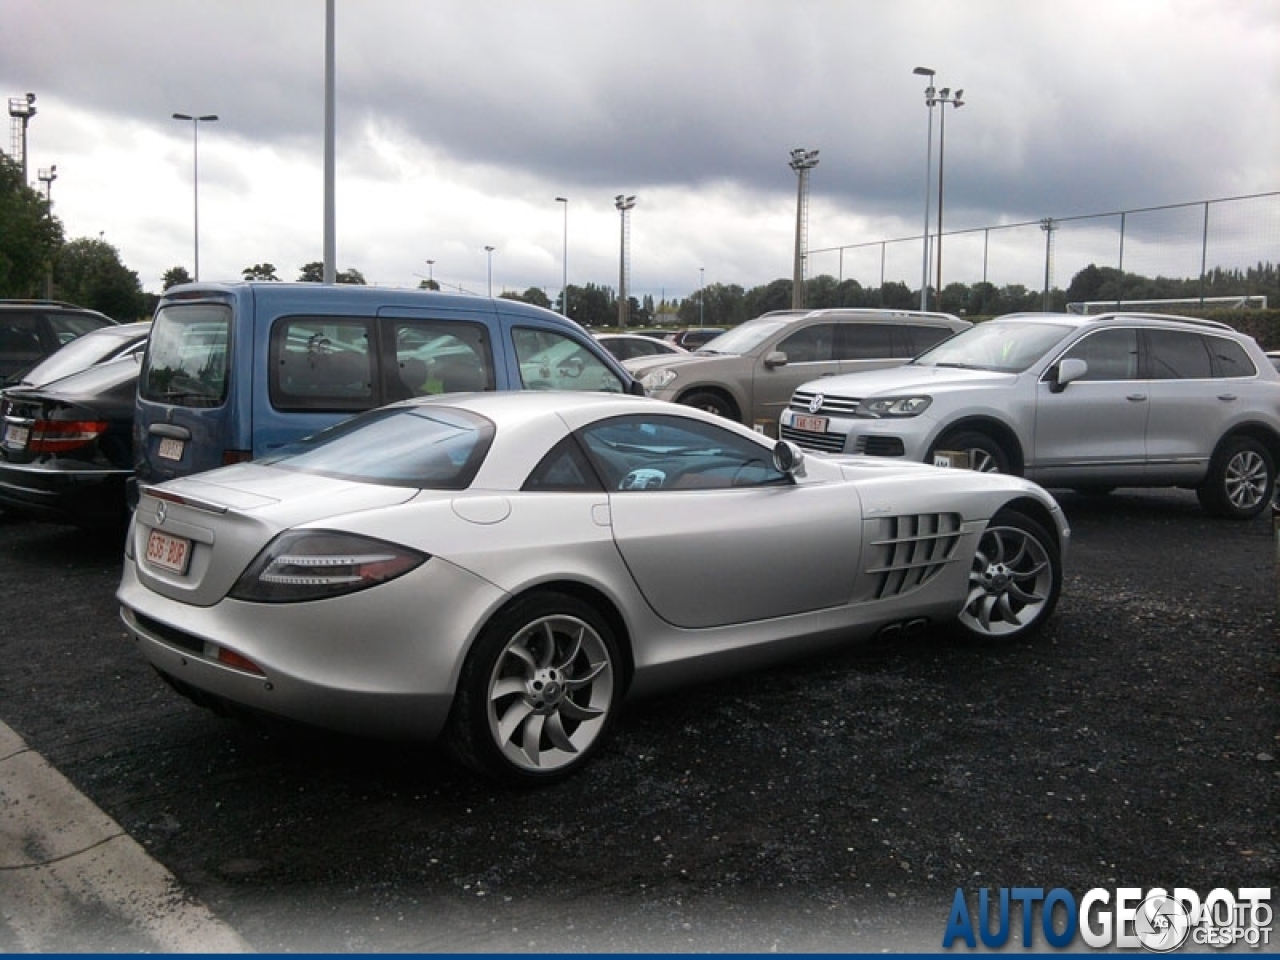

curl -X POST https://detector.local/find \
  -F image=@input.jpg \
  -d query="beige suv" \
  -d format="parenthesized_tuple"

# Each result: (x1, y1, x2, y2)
(623, 308, 969, 435)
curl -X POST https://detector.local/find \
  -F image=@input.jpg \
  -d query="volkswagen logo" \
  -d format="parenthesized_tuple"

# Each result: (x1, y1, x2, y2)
(155, 501, 167, 526)
(808, 393, 825, 414)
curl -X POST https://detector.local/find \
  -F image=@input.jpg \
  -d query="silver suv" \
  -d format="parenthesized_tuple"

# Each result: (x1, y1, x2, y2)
(779, 312, 1280, 519)
(624, 308, 969, 435)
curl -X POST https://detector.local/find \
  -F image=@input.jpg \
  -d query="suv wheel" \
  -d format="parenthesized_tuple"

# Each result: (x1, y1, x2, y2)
(930, 430, 1011, 474)
(680, 390, 736, 421)
(1196, 436, 1274, 520)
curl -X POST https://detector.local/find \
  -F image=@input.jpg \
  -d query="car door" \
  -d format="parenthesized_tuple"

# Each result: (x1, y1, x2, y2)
(1141, 329, 1231, 479)
(751, 321, 843, 427)
(577, 413, 863, 629)
(1031, 327, 1149, 484)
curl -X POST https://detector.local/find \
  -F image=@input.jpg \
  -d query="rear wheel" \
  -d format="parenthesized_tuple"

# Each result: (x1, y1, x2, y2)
(955, 509, 1061, 644)
(930, 430, 1011, 474)
(446, 592, 623, 786)
(1196, 436, 1274, 520)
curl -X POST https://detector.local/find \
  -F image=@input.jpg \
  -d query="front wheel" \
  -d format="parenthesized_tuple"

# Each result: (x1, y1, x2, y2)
(1196, 436, 1274, 520)
(955, 509, 1061, 644)
(446, 593, 623, 785)
(930, 430, 1011, 474)
(679, 390, 736, 421)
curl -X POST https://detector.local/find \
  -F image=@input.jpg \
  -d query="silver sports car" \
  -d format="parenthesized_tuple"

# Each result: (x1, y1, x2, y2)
(118, 392, 1069, 784)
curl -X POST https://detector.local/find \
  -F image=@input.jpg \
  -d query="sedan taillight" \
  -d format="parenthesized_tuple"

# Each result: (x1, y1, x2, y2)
(29, 419, 109, 453)
(229, 530, 427, 603)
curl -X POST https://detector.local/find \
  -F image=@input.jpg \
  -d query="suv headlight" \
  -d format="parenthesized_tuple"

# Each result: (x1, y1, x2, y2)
(640, 368, 678, 393)
(855, 395, 932, 418)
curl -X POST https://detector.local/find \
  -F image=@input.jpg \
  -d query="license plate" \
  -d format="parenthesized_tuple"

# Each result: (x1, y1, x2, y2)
(934, 451, 962, 468)
(791, 414, 828, 433)
(3, 423, 29, 449)
(145, 529, 191, 574)
(157, 436, 185, 461)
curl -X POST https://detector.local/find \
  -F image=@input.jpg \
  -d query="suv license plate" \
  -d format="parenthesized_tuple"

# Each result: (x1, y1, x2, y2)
(791, 414, 828, 433)
(3, 423, 30, 449)
(146, 529, 191, 574)
(157, 436, 185, 461)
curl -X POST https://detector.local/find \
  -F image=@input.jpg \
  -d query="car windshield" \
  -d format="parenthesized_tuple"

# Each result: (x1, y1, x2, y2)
(912, 321, 1074, 373)
(694, 318, 793, 355)
(258, 405, 494, 490)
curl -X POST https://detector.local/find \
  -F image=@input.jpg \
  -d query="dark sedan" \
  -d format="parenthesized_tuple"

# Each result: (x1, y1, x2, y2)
(4, 321, 150, 389)
(0, 356, 138, 528)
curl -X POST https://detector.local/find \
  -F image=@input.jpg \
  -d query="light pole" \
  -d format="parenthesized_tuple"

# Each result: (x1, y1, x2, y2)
(426, 259, 434, 285)
(699, 267, 705, 327)
(555, 196, 569, 315)
(912, 67, 935, 309)
(172, 112, 218, 281)
(788, 147, 819, 309)
(484, 245, 495, 297)
(931, 86, 964, 307)
(37, 165, 56, 207)
(7, 93, 36, 183)
(615, 194, 636, 327)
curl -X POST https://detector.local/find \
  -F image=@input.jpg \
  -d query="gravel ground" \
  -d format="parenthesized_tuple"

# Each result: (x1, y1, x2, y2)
(0, 488, 1276, 951)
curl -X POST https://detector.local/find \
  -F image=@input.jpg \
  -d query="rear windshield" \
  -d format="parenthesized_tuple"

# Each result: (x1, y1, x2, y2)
(140, 304, 230, 407)
(257, 405, 494, 490)
(15, 326, 142, 386)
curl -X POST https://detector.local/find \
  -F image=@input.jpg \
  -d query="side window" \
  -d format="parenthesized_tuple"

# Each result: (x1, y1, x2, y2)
(1145, 329, 1212, 380)
(1060, 328, 1140, 381)
(1204, 335, 1256, 379)
(271, 317, 374, 411)
(47, 312, 110, 345)
(523, 436, 604, 492)
(836, 323, 896, 360)
(512, 327, 625, 393)
(578, 414, 788, 492)
(0, 313, 43, 359)
(777, 324, 835, 363)
(906, 324, 960, 355)
(390, 321, 494, 399)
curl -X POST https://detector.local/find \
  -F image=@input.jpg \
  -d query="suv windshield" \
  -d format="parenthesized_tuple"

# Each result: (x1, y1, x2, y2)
(695, 318, 794, 355)
(914, 321, 1073, 373)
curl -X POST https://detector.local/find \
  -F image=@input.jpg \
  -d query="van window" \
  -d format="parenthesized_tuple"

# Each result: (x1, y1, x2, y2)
(271, 317, 374, 411)
(513, 328, 626, 393)
(391, 321, 494, 398)
(140, 304, 231, 407)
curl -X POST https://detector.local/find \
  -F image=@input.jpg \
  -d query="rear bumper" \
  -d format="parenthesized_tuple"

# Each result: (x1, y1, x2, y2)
(0, 461, 131, 526)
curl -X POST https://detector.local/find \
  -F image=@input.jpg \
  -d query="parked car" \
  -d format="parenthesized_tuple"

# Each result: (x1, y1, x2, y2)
(664, 327, 726, 350)
(134, 282, 640, 490)
(118, 391, 1067, 785)
(0, 300, 118, 384)
(595, 333, 688, 362)
(625, 309, 970, 435)
(780, 311, 1280, 520)
(1267, 350, 1280, 372)
(4, 321, 150, 389)
(0, 356, 139, 528)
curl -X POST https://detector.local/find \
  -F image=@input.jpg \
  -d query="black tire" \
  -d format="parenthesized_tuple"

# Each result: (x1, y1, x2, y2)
(679, 390, 736, 421)
(1196, 435, 1274, 520)
(954, 508, 1061, 645)
(445, 592, 624, 786)
(930, 430, 1011, 474)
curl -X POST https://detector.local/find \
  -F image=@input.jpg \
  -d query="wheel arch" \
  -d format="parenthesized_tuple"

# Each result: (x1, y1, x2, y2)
(993, 496, 1064, 553)
(674, 384, 743, 422)
(1213, 422, 1280, 468)
(935, 416, 1026, 474)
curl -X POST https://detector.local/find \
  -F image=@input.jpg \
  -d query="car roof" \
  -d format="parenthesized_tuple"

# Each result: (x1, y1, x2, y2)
(993, 311, 1237, 333)
(0, 299, 117, 323)
(748, 307, 967, 327)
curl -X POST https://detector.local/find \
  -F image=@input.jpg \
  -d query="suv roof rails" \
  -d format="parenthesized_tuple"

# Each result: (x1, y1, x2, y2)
(1087, 311, 1233, 331)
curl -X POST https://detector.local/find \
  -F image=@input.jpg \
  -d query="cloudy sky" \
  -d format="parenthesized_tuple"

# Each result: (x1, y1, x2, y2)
(2, 0, 1277, 302)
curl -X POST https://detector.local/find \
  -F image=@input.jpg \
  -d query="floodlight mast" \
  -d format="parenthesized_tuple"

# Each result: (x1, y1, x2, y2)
(788, 148, 819, 309)
(615, 194, 636, 327)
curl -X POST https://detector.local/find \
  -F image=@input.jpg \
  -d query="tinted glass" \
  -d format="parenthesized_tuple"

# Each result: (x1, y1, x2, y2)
(513, 328, 625, 393)
(906, 324, 961, 355)
(836, 323, 896, 360)
(392, 321, 493, 399)
(778, 324, 836, 363)
(578, 414, 788, 491)
(271, 317, 373, 411)
(259, 406, 494, 489)
(1146, 329, 1212, 380)
(1205, 335, 1256, 378)
(140, 304, 231, 407)
(523, 435, 604, 492)
(1061, 328, 1140, 381)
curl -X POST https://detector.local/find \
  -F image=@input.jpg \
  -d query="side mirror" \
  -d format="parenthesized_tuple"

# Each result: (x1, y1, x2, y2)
(773, 439, 806, 478)
(1051, 357, 1088, 394)
(763, 350, 788, 369)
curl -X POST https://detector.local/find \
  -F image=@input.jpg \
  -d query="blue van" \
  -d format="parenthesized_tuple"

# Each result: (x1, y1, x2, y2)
(134, 282, 640, 486)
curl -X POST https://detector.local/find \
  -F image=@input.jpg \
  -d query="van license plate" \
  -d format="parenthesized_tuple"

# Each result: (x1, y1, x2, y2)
(157, 436, 185, 461)
(3, 424, 29, 449)
(792, 414, 827, 433)
(146, 529, 191, 574)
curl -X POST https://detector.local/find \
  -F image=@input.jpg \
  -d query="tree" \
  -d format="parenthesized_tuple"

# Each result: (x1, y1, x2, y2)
(417, 278, 440, 291)
(0, 153, 64, 298)
(500, 287, 552, 310)
(53, 237, 145, 321)
(298, 262, 366, 284)
(242, 263, 280, 282)
(162, 266, 193, 290)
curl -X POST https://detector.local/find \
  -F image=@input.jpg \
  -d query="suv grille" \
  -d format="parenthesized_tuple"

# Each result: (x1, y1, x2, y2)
(790, 389, 860, 417)
(779, 423, 845, 453)
(864, 513, 962, 600)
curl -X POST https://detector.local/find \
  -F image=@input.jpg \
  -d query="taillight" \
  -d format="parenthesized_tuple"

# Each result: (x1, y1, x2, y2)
(29, 419, 109, 453)
(229, 530, 427, 603)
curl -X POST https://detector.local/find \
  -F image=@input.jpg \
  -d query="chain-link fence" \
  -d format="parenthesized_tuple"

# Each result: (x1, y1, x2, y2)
(810, 192, 1280, 307)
